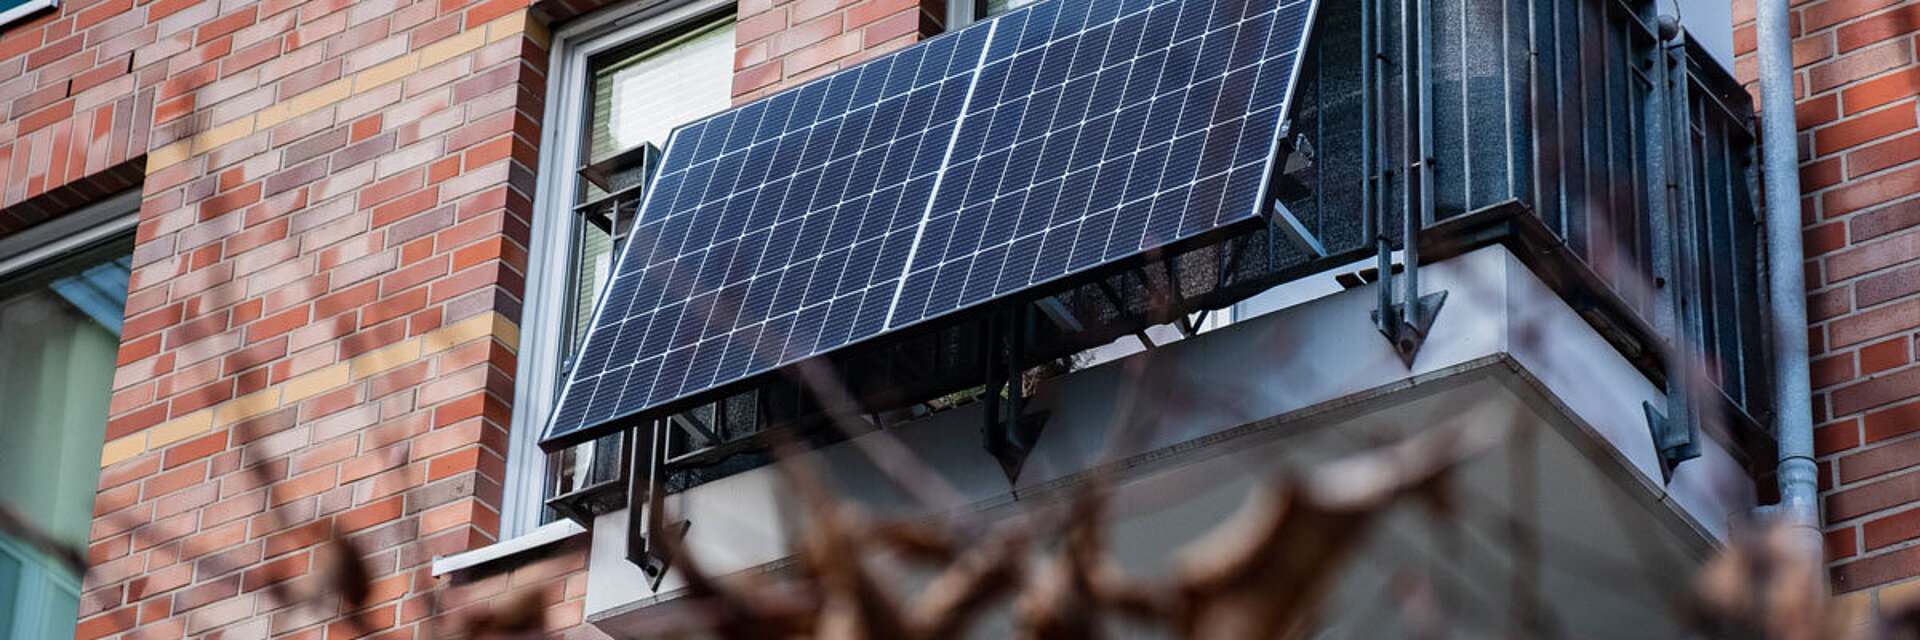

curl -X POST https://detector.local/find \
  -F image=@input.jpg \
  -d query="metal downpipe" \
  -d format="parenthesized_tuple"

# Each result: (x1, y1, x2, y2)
(1756, 0, 1821, 550)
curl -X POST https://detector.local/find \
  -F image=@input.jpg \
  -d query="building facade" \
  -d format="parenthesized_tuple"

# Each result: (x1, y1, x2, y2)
(0, 0, 1898, 636)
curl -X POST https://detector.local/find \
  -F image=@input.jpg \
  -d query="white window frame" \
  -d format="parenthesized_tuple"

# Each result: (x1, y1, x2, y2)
(947, 0, 1037, 31)
(501, 0, 737, 539)
(0, 0, 57, 33)
(0, 191, 139, 278)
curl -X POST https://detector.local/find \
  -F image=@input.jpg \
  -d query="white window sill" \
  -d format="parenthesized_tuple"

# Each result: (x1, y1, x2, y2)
(431, 519, 588, 577)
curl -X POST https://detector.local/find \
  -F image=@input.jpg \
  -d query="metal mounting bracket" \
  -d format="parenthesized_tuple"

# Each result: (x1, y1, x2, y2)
(1642, 400, 1701, 483)
(627, 421, 690, 591)
(630, 520, 690, 592)
(1372, 290, 1447, 367)
(1365, 0, 1446, 369)
(1270, 200, 1329, 258)
(982, 306, 1046, 483)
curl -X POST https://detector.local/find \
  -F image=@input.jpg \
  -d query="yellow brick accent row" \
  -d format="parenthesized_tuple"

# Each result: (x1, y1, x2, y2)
(354, 56, 420, 94)
(353, 338, 424, 379)
(99, 409, 218, 467)
(423, 25, 489, 69)
(255, 78, 352, 130)
(189, 118, 256, 155)
(146, 141, 190, 171)
(217, 388, 283, 428)
(100, 313, 519, 467)
(100, 436, 146, 468)
(145, 11, 535, 172)
(146, 410, 213, 449)
(422, 311, 519, 354)
(284, 364, 351, 404)
(487, 10, 538, 46)
(1879, 580, 1920, 614)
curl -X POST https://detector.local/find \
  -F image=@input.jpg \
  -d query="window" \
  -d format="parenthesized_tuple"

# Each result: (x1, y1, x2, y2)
(947, 0, 1040, 30)
(505, 0, 737, 537)
(0, 192, 135, 640)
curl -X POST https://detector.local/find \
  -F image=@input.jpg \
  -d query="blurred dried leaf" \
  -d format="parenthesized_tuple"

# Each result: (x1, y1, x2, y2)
(464, 587, 550, 640)
(320, 533, 374, 612)
(0, 504, 85, 575)
(1165, 419, 1504, 640)
(1685, 521, 1856, 640)
(907, 525, 1029, 639)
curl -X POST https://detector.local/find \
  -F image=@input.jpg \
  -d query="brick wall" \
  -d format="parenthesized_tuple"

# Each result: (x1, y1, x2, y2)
(732, 0, 942, 101)
(0, 0, 943, 635)
(1731, 0, 1920, 613)
(0, 0, 571, 635)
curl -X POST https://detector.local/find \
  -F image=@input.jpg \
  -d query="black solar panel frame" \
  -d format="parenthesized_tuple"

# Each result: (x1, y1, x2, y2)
(542, 0, 1320, 450)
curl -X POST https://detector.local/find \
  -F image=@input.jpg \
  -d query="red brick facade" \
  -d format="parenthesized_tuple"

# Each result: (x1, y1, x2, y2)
(1730, 0, 1920, 610)
(0, 0, 935, 635)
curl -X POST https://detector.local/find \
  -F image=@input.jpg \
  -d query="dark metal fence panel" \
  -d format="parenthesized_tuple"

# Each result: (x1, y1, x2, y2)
(1279, 0, 1769, 423)
(1527, 0, 1664, 315)
(1669, 40, 1768, 421)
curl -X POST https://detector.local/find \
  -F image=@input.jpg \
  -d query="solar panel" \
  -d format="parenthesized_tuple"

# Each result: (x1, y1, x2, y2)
(543, 0, 1320, 448)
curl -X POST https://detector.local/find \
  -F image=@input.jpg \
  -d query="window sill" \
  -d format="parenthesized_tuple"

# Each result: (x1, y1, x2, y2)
(430, 519, 588, 577)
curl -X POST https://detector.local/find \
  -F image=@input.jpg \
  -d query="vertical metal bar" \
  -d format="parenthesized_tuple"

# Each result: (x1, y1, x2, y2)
(1648, 36, 1698, 487)
(1454, 0, 1472, 205)
(1717, 117, 1748, 399)
(1526, 0, 1542, 218)
(1405, 0, 1420, 309)
(1007, 305, 1027, 448)
(1597, 3, 1617, 290)
(1668, 45, 1716, 483)
(1503, 0, 1517, 202)
(1646, 30, 1676, 342)
(1404, 0, 1433, 324)
(1359, 0, 1372, 241)
(1557, 0, 1574, 238)
(1370, 0, 1393, 335)
(982, 312, 1003, 445)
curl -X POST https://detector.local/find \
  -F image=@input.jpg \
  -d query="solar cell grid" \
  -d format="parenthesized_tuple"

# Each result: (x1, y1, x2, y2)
(543, 0, 1317, 447)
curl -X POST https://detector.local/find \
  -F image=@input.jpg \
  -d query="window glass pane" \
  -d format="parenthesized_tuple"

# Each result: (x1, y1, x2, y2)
(568, 222, 616, 356)
(0, 245, 128, 547)
(588, 19, 737, 164)
(0, 551, 17, 635)
(983, 0, 1042, 18)
(0, 236, 130, 639)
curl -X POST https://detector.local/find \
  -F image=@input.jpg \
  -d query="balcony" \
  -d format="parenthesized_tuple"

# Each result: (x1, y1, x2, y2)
(570, 0, 1774, 634)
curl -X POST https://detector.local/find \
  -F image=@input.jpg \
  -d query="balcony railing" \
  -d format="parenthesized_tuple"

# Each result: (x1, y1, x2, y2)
(1276, 0, 1770, 450)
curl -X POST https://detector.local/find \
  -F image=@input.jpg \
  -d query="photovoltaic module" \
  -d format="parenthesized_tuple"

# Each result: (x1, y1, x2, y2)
(543, 0, 1319, 448)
